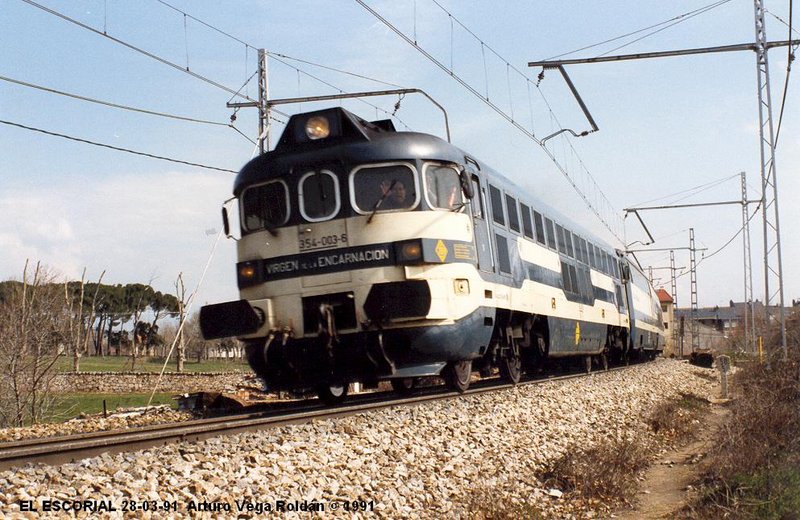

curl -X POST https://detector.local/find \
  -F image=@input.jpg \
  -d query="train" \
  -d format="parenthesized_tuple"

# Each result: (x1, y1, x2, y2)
(200, 106, 664, 403)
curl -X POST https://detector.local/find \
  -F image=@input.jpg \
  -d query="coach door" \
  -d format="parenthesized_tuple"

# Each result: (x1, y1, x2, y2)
(469, 174, 494, 272)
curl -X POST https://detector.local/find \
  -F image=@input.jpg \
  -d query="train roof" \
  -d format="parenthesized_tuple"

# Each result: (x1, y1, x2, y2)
(234, 107, 619, 253)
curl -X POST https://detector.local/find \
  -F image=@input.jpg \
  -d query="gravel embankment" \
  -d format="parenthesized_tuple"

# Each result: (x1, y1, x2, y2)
(0, 360, 717, 519)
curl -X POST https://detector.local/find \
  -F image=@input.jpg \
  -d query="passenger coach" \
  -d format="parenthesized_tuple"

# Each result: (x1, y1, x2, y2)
(201, 107, 663, 403)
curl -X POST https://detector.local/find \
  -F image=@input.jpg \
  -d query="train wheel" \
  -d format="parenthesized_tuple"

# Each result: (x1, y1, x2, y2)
(443, 360, 472, 393)
(601, 353, 609, 371)
(499, 347, 522, 385)
(391, 377, 417, 396)
(585, 355, 592, 374)
(317, 382, 348, 405)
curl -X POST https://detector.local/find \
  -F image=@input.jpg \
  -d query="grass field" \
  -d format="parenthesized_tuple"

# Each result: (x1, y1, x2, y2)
(56, 356, 249, 373)
(45, 392, 177, 423)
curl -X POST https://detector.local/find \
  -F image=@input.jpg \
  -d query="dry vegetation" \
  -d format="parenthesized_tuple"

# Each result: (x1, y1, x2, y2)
(460, 384, 710, 518)
(682, 321, 800, 519)
(0, 264, 69, 427)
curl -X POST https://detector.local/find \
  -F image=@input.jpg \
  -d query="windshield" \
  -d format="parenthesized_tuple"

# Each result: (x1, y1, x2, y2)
(241, 180, 288, 232)
(425, 164, 463, 210)
(351, 163, 417, 213)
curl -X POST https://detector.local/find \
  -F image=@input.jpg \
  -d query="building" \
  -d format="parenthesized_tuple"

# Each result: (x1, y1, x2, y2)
(673, 300, 776, 353)
(656, 289, 675, 357)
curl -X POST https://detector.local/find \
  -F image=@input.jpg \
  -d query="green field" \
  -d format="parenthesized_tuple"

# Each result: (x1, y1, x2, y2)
(56, 356, 249, 373)
(45, 392, 177, 423)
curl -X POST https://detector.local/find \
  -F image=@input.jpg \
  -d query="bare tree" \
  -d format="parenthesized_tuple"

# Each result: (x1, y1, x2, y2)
(124, 283, 153, 370)
(175, 273, 188, 372)
(65, 269, 105, 372)
(0, 262, 66, 426)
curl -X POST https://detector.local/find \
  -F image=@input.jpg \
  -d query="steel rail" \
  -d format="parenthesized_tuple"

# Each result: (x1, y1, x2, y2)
(0, 364, 633, 471)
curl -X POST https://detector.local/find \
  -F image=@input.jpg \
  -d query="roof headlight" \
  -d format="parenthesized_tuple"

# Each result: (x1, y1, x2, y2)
(305, 116, 330, 140)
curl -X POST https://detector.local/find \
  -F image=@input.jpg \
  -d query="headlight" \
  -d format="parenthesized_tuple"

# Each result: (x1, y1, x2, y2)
(305, 116, 330, 140)
(239, 264, 256, 279)
(237, 261, 262, 288)
(395, 240, 423, 264)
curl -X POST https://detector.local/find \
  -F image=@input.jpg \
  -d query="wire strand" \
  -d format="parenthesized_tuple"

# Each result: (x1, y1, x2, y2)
(542, 0, 733, 61)
(355, 0, 622, 241)
(20, 0, 257, 103)
(0, 74, 229, 126)
(0, 119, 237, 173)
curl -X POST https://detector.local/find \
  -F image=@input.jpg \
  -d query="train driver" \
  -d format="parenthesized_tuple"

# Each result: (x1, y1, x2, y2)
(379, 180, 409, 210)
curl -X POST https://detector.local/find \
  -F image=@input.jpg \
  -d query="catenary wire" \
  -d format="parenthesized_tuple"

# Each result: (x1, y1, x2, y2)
(0, 73, 269, 146)
(629, 173, 740, 208)
(0, 74, 229, 126)
(672, 201, 761, 280)
(150, 0, 410, 102)
(19, 0, 257, 103)
(542, 0, 733, 61)
(355, 0, 622, 241)
(0, 119, 237, 174)
(597, 0, 734, 57)
(772, 0, 795, 148)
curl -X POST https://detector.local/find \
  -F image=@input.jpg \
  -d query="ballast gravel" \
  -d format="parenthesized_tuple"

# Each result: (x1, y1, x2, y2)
(0, 360, 718, 519)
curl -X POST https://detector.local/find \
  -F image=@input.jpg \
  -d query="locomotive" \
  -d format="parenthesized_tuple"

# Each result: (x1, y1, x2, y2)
(200, 107, 664, 403)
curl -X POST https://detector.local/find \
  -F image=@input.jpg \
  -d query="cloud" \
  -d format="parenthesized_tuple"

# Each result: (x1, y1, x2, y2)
(0, 170, 238, 302)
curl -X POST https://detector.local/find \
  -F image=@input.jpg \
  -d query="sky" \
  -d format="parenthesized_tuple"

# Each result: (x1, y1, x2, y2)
(1, 0, 797, 313)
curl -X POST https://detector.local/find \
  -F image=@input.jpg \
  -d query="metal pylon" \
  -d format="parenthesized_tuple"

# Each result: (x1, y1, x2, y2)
(689, 228, 699, 353)
(257, 49, 270, 153)
(753, 0, 787, 356)
(670, 250, 678, 351)
(741, 172, 756, 353)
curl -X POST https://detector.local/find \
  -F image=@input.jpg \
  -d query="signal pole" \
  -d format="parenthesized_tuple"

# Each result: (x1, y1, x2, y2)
(689, 228, 700, 354)
(753, 1, 787, 357)
(227, 48, 271, 154)
(257, 49, 270, 153)
(741, 172, 757, 353)
(670, 250, 679, 353)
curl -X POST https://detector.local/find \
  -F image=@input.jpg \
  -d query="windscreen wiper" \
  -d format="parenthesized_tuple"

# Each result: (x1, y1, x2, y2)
(366, 179, 396, 224)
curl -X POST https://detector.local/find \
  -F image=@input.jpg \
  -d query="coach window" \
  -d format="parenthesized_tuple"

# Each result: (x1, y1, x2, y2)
(545, 217, 557, 250)
(574, 236, 584, 264)
(242, 180, 289, 232)
(520, 203, 534, 240)
(555, 224, 567, 255)
(594, 246, 603, 272)
(351, 163, 417, 214)
(489, 185, 505, 225)
(594, 245, 601, 268)
(588, 242, 597, 268)
(424, 163, 463, 210)
(299, 170, 340, 222)
(495, 234, 511, 274)
(533, 211, 546, 245)
(565, 229, 575, 258)
(577, 237, 588, 265)
(506, 194, 520, 232)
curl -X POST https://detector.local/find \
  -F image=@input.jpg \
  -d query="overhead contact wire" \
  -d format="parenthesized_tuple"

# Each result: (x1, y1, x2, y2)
(20, 0, 257, 103)
(0, 119, 237, 173)
(0, 74, 228, 126)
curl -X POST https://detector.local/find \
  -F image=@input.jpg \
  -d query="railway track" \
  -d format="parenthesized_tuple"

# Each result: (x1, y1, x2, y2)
(0, 364, 631, 471)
